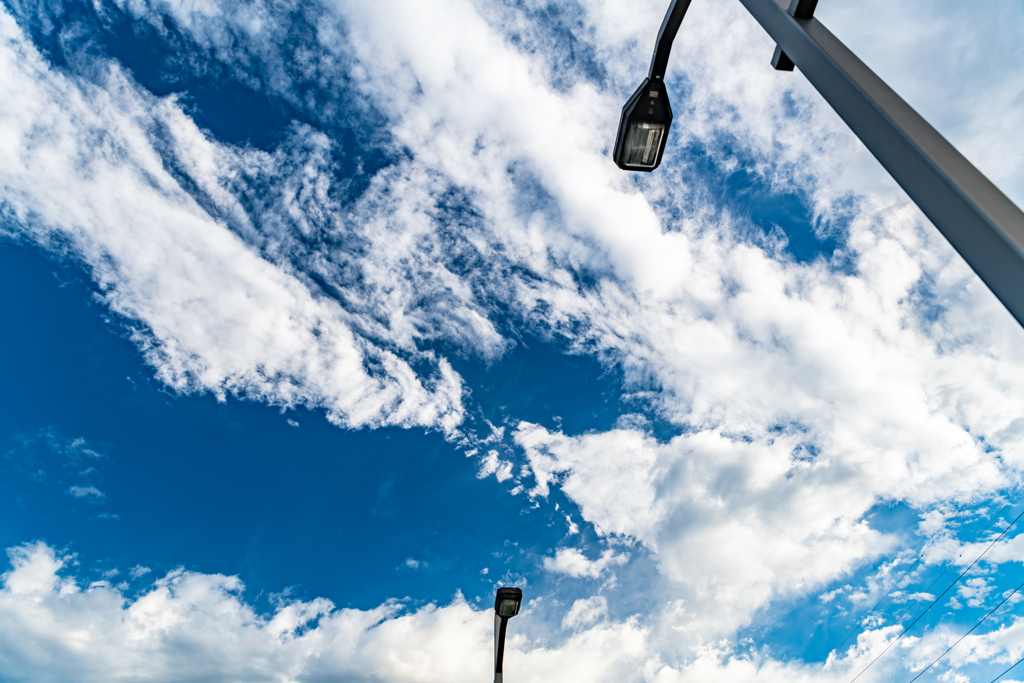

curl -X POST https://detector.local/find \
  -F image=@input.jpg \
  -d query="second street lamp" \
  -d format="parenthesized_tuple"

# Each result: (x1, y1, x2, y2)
(615, 0, 1024, 330)
(493, 586, 522, 683)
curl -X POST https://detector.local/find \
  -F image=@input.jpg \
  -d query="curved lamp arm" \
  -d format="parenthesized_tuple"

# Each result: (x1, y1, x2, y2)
(648, 0, 694, 82)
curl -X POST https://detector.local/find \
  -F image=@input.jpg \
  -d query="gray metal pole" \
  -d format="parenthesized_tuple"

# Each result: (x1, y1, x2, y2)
(494, 613, 507, 683)
(736, 0, 1024, 327)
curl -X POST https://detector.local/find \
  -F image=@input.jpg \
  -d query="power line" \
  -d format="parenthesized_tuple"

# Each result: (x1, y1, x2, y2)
(887, 511, 1006, 629)
(990, 654, 1024, 683)
(887, 481, 1024, 627)
(803, 554, 921, 683)
(887, 566, 951, 627)
(885, 447, 1024, 626)
(816, 474, 1024, 683)
(810, 477, 990, 683)
(846, 504, 1024, 683)
(810, 432, 1024, 683)
(905, 576, 1024, 683)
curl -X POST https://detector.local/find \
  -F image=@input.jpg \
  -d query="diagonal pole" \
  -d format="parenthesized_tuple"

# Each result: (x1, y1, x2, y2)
(736, 0, 1024, 328)
(636, 0, 1024, 327)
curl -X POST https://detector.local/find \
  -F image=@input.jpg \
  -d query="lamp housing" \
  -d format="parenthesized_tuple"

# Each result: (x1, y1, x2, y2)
(494, 586, 522, 618)
(613, 77, 673, 172)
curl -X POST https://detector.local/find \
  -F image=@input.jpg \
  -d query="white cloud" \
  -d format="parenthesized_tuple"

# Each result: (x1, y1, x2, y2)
(562, 595, 608, 630)
(8, 0, 1024, 479)
(0, 8, 464, 434)
(477, 449, 514, 482)
(959, 577, 992, 608)
(0, 542, 650, 683)
(922, 525, 1024, 569)
(128, 566, 151, 579)
(4, 541, 1024, 683)
(516, 422, 1008, 637)
(67, 485, 105, 500)
(87, 0, 1024, 460)
(543, 548, 629, 579)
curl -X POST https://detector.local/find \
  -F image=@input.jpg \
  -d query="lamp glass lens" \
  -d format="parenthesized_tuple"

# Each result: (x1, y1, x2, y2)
(623, 122, 664, 168)
(498, 599, 518, 617)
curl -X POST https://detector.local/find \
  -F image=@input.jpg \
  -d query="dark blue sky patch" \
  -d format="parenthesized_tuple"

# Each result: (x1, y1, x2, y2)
(0, 238, 663, 624)
(453, 335, 624, 439)
(679, 140, 844, 265)
(0, 241, 602, 612)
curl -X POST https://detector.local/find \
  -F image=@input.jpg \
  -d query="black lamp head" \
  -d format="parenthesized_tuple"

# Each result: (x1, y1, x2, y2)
(494, 586, 523, 618)
(613, 78, 673, 172)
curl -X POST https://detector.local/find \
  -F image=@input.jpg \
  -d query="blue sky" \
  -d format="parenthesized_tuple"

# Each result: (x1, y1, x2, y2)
(2, 0, 1024, 681)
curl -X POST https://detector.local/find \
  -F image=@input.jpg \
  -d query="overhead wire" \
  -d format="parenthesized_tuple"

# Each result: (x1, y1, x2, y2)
(805, 474, 993, 683)
(886, 436, 1024, 627)
(813, 470, 1022, 683)
(990, 654, 1024, 683)
(845, 504, 1024, 683)
(802, 543, 925, 683)
(886, 491, 1018, 628)
(811, 432, 1024, 683)
(888, 476, 1024, 627)
(905, 576, 1024, 683)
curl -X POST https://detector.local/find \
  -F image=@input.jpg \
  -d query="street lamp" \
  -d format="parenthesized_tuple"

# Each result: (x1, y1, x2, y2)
(614, 0, 1024, 330)
(493, 586, 522, 683)
(612, 0, 688, 171)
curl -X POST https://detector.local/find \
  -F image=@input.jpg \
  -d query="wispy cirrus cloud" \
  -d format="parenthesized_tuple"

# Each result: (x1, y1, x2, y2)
(0, 7, 464, 432)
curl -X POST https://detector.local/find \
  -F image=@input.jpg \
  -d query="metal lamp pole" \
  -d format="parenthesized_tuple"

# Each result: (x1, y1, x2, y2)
(493, 586, 522, 683)
(615, 0, 1024, 329)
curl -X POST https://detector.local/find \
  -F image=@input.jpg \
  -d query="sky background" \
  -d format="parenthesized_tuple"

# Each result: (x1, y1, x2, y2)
(1, 0, 1024, 681)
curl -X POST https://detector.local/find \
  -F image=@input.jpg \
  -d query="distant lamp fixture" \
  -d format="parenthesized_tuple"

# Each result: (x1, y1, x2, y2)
(612, 0, 688, 171)
(493, 586, 522, 683)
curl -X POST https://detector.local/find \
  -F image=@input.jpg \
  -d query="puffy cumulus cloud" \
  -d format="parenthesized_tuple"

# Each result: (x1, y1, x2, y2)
(10, 539, 1014, 683)
(0, 542, 655, 683)
(515, 422, 1010, 637)
(0, 7, 463, 432)
(543, 548, 629, 579)
(562, 595, 609, 630)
